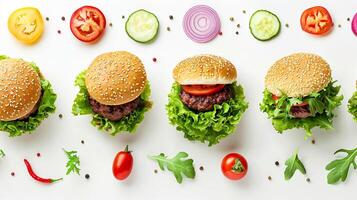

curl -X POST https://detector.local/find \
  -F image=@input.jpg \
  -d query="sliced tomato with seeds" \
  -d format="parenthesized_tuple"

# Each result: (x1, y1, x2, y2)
(300, 6, 333, 35)
(8, 7, 44, 44)
(182, 84, 225, 96)
(70, 6, 106, 43)
(272, 94, 280, 101)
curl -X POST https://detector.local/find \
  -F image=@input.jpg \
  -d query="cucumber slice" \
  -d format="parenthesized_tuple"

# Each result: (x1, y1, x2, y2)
(125, 9, 159, 43)
(249, 10, 281, 41)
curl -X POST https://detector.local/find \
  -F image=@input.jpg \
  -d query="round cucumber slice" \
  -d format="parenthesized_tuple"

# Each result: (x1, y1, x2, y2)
(249, 10, 281, 41)
(125, 9, 159, 43)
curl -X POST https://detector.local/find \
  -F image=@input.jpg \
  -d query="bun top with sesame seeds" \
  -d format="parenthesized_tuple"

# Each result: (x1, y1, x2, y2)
(265, 53, 332, 97)
(173, 55, 237, 85)
(85, 51, 147, 105)
(0, 58, 41, 121)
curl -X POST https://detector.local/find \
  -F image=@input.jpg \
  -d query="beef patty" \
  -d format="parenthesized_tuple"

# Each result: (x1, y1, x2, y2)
(290, 104, 311, 119)
(89, 97, 141, 121)
(180, 85, 233, 112)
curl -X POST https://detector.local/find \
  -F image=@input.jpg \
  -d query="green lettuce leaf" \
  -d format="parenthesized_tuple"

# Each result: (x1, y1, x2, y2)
(0, 56, 57, 137)
(348, 89, 357, 122)
(72, 70, 152, 135)
(260, 81, 343, 136)
(166, 82, 248, 146)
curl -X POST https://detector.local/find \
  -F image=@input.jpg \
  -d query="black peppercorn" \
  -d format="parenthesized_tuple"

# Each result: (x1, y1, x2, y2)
(275, 161, 279, 166)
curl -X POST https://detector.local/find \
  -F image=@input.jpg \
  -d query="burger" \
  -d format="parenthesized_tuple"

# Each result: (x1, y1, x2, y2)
(260, 53, 343, 136)
(166, 55, 248, 146)
(348, 82, 357, 122)
(0, 55, 57, 136)
(72, 51, 152, 134)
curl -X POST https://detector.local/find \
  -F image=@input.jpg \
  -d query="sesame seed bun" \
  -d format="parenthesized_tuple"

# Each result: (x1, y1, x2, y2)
(0, 58, 41, 121)
(85, 51, 147, 106)
(265, 53, 331, 97)
(173, 55, 237, 85)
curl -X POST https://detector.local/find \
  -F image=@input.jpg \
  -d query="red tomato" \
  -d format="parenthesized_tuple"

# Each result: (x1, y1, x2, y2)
(221, 153, 248, 181)
(272, 94, 280, 101)
(293, 102, 309, 107)
(112, 145, 133, 181)
(70, 6, 106, 43)
(300, 6, 333, 35)
(182, 84, 225, 96)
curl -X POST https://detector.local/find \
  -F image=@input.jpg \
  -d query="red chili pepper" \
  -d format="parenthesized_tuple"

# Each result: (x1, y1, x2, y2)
(24, 159, 62, 184)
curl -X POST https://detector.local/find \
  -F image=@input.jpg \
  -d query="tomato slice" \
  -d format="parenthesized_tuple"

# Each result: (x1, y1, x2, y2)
(272, 94, 280, 101)
(182, 84, 225, 96)
(293, 102, 309, 107)
(300, 6, 333, 35)
(8, 7, 44, 44)
(70, 6, 106, 43)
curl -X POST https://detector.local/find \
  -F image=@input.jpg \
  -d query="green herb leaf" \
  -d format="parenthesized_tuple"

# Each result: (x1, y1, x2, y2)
(72, 70, 152, 135)
(348, 89, 357, 122)
(166, 82, 248, 146)
(0, 149, 5, 158)
(150, 152, 195, 183)
(63, 149, 80, 175)
(284, 150, 306, 180)
(325, 148, 357, 184)
(260, 81, 343, 136)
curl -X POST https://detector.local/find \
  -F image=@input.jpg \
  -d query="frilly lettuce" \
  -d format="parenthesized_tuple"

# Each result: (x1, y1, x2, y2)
(72, 71, 152, 135)
(166, 82, 248, 146)
(0, 56, 57, 137)
(260, 81, 343, 136)
(348, 89, 357, 122)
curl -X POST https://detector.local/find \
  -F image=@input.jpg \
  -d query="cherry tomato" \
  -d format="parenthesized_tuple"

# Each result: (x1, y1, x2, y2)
(70, 6, 106, 43)
(182, 84, 225, 96)
(8, 7, 44, 44)
(221, 153, 248, 181)
(272, 94, 280, 101)
(112, 145, 133, 181)
(300, 6, 333, 35)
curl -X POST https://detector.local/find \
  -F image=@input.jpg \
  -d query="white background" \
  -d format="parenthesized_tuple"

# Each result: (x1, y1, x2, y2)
(0, 0, 356, 199)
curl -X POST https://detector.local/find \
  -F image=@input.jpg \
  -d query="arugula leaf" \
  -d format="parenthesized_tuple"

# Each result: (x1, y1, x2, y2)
(325, 148, 357, 184)
(166, 82, 248, 146)
(150, 152, 195, 183)
(284, 150, 306, 180)
(63, 149, 80, 175)
(0, 149, 5, 158)
(260, 81, 343, 136)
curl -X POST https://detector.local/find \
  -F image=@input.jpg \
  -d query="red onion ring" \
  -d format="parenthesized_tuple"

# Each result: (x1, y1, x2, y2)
(183, 5, 221, 43)
(352, 13, 357, 36)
